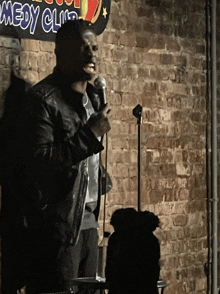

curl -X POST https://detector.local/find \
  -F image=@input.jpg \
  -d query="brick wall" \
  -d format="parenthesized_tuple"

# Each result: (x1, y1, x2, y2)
(0, 0, 208, 293)
(98, 0, 207, 293)
(0, 37, 56, 116)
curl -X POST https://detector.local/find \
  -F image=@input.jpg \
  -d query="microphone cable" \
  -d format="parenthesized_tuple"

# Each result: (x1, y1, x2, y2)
(102, 132, 108, 238)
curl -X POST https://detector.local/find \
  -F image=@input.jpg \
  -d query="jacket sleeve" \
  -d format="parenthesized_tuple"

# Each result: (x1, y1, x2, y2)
(17, 91, 104, 177)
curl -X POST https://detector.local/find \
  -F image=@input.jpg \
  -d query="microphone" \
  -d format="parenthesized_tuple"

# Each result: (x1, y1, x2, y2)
(94, 76, 107, 104)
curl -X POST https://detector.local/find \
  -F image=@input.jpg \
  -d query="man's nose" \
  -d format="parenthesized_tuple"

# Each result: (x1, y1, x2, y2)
(87, 48, 96, 64)
(87, 45, 95, 57)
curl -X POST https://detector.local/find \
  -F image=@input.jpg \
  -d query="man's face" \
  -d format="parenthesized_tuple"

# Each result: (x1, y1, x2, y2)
(58, 29, 98, 81)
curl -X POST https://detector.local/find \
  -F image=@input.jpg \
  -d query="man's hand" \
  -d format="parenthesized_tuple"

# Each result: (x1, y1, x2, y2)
(90, 104, 111, 137)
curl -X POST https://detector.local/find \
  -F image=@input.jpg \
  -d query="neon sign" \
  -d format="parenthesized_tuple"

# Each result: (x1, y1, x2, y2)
(0, 0, 111, 40)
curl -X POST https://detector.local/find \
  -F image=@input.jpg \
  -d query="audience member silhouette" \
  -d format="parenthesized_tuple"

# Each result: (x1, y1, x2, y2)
(0, 46, 31, 293)
(105, 208, 160, 294)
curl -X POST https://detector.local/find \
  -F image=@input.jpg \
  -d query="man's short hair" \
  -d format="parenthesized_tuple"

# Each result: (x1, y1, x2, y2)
(55, 19, 95, 44)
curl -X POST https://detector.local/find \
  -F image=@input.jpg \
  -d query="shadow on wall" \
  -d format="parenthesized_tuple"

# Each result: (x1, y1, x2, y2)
(0, 26, 32, 294)
(105, 208, 161, 294)
(0, 25, 31, 118)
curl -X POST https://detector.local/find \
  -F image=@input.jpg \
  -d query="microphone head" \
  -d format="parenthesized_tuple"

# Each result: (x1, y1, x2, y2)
(94, 76, 106, 89)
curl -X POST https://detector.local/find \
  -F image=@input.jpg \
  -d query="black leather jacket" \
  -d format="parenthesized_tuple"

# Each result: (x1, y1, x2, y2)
(2, 70, 105, 244)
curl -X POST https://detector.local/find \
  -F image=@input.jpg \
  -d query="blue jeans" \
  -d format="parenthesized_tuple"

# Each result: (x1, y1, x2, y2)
(58, 228, 98, 293)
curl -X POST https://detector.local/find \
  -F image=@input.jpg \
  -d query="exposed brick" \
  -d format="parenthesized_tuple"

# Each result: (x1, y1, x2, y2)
(120, 64, 138, 79)
(110, 121, 130, 135)
(113, 107, 134, 122)
(173, 215, 189, 226)
(111, 17, 128, 31)
(173, 203, 186, 214)
(109, 92, 122, 106)
(128, 52, 143, 64)
(20, 52, 38, 71)
(185, 200, 206, 213)
(158, 82, 173, 95)
(112, 49, 129, 62)
(164, 188, 177, 201)
(102, 31, 119, 45)
(0, 48, 11, 66)
(178, 189, 190, 200)
(122, 93, 140, 106)
(111, 137, 128, 150)
(160, 164, 176, 177)
(150, 68, 166, 80)
(166, 37, 181, 52)
(0, 67, 11, 92)
(138, 67, 150, 78)
(195, 277, 207, 291)
(190, 188, 206, 200)
(136, 7, 153, 17)
(19, 70, 39, 85)
(159, 24, 175, 36)
(127, 138, 138, 150)
(164, 256, 179, 269)
(106, 62, 119, 76)
(113, 163, 129, 177)
(107, 192, 127, 206)
(142, 95, 160, 108)
(171, 281, 185, 294)
(146, 164, 161, 177)
(143, 82, 157, 94)
(0, 36, 20, 48)
(39, 41, 55, 52)
(38, 52, 56, 72)
(176, 163, 190, 176)
(142, 123, 155, 133)
(159, 109, 172, 121)
(196, 44, 206, 55)
(160, 54, 174, 65)
(136, 37, 148, 48)
(119, 2, 137, 19)
(149, 190, 163, 204)
(146, 137, 159, 149)
(176, 228, 185, 240)
(172, 83, 189, 95)
(130, 22, 144, 33)
(149, 34, 165, 50)
(21, 39, 40, 52)
(119, 33, 136, 47)
(176, 268, 189, 280)
(192, 163, 205, 175)
(98, 44, 112, 61)
(142, 53, 161, 65)
(183, 279, 196, 292)
(174, 55, 188, 67)
(172, 110, 188, 122)
(190, 112, 203, 122)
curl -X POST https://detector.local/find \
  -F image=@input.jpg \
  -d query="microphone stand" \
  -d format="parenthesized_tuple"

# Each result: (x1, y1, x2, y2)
(133, 104, 142, 212)
(95, 77, 111, 279)
(98, 133, 110, 279)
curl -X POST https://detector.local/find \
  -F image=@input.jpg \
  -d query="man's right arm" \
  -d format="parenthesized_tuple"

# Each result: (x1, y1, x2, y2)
(89, 103, 111, 138)
(17, 90, 104, 177)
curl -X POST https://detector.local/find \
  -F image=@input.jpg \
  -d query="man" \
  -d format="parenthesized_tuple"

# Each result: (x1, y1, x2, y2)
(0, 19, 111, 293)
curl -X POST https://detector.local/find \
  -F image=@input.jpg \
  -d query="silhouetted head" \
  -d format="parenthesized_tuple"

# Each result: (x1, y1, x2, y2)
(137, 211, 160, 232)
(110, 208, 137, 232)
(55, 19, 98, 82)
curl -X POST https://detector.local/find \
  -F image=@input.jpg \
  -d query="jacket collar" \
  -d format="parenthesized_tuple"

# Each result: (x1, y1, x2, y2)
(52, 67, 102, 112)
